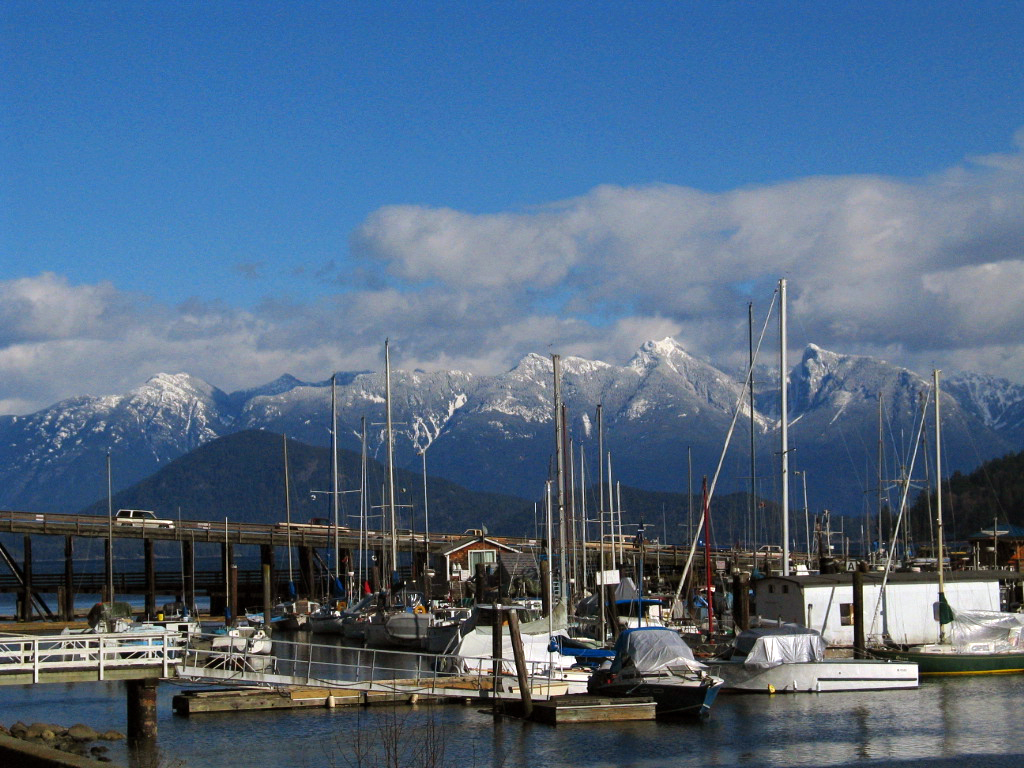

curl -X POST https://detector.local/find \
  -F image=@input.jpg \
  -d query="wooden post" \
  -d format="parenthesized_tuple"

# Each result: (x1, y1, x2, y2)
(852, 569, 866, 659)
(262, 564, 273, 631)
(21, 535, 33, 622)
(182, 539, 195, 614)
(230, 564, 239, 625)
(126, 678, 159, 740)
(507, 608, 533, 718)
(63, 535, 75, 621)
(492, 605, 503, 718)
(298, 545, 315, 597)
(604, 583, 620, 641)
(144, 538, 156, 619)
(103, 536, 113, 603)
(732, 572, 750, 632)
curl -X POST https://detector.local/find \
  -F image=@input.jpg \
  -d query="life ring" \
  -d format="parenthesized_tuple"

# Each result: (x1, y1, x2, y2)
(413, 604, 427, 614)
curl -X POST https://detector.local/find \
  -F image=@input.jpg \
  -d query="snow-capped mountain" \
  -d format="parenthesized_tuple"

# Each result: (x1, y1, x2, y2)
(1, 339, 1020, 519)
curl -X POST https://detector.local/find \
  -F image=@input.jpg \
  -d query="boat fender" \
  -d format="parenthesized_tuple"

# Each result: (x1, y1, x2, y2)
(767, 684, 776, 694)
(414, 604, 427, 614)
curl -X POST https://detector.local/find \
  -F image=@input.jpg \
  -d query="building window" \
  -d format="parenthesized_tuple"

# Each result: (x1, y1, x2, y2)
(768, 584, 775, 594)
(468, 550, 497, 570)
(840, 603, 855, 626)
(783, 585, 789, 594)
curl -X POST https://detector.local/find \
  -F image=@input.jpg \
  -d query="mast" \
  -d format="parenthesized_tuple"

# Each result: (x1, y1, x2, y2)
(385, 339, 398, 586)
(780, 277, 790, 577)
(359, 416, 367, 595)
(552, 354, 568, 604)
(284, 434, 294, 597)
(106, 451, 114, 604)
(877, 392, 884, 563)
(935, 369, 950, 643)
(331, 374, 341, 596)
(597, 404, 606, 640)
(748, 302, 757, 557)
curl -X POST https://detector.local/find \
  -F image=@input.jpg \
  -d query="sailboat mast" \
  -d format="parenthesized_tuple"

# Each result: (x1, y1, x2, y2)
(331, 374, 340, 591)
(780, 277, 790, 577)
(385, 339, 398, 585)
(359, 416, 367, 593)
(935, 369, 947, 644)
(748, 302, 757, 557)
(552, 354, 568, 604)
(284, 434, 294, 591)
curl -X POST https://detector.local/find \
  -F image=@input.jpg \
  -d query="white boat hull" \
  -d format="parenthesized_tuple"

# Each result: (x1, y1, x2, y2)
(716, 659, 919, 693)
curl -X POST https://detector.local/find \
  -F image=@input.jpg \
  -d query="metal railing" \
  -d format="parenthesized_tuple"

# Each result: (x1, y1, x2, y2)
(176, 633, 580, 700)
(0, 630, 187, 683)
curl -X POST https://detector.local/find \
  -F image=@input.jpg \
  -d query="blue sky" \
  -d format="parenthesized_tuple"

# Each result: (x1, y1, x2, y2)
(2, 1, 1023, 414)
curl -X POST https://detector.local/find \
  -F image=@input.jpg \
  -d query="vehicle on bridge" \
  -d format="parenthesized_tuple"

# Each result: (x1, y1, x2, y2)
(114, 509, 175, 529)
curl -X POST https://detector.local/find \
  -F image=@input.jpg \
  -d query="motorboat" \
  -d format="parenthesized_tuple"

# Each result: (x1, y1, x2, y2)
(715, 623, 918, 692)
(587, 626, 723, 718)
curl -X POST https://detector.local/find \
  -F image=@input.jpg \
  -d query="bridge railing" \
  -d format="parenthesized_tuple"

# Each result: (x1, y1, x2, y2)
(0, 631, 187, 683)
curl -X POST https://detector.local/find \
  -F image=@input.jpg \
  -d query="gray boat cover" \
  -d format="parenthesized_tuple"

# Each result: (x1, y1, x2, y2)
(611, 627, 706, 674)
(732, 624, 826, 669)
(949, 609, 1024, 653)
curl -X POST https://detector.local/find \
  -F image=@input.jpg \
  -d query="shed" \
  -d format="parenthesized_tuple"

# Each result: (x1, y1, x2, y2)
(441, 535, 521, 582)
(754, 570, 1022, 647)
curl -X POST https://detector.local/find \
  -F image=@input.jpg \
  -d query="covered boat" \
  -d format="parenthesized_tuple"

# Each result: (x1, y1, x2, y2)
(716, 623, 917, 692)
(587, 626, 722, 717)
(873, 609, 1024, 675)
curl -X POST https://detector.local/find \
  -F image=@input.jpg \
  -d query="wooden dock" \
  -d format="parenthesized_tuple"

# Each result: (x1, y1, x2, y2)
(498, 694, 657, 724)
(172, 685, 445, 714)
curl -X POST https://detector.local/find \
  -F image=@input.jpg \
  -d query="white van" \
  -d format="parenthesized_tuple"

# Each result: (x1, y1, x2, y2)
(114, 509, 175, 529)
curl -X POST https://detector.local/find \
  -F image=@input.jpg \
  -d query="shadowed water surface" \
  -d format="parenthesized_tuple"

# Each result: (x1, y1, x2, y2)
(2, 670, 1022, 768)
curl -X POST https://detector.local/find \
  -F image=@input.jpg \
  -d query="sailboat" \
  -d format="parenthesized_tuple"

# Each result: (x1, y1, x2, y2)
(872, 370, 1024, 674)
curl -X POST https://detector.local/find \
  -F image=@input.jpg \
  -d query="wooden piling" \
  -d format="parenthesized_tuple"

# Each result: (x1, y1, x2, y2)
(62, 535, 75, 621)
(126, 679, 159, 740)
(852, 568, 865, 659)
(144, 538, 156, 618)
(21, 535, 33, 622)
(507, 608, 533, 718)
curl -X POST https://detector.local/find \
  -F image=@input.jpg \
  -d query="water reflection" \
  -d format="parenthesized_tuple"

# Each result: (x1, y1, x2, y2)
(2, 634, 1024, 767)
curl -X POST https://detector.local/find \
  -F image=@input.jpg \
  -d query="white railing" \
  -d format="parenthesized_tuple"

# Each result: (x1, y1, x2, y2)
(176, 634, 582, 699)
(0, 631, 187, 683)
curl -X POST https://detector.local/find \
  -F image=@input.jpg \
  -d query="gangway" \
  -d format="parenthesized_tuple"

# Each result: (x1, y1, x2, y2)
(0, 630, 187, 685)
(176, 634, 573, 701)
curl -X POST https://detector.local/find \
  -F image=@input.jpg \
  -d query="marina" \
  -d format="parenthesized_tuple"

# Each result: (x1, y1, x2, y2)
(1, 665, 1023, 768)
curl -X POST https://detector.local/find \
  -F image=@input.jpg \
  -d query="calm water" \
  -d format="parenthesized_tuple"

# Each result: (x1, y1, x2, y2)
(1, 659, 1022, 768)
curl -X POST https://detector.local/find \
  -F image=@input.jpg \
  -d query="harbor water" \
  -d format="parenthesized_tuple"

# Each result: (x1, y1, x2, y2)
(1, 658, 1022, 767)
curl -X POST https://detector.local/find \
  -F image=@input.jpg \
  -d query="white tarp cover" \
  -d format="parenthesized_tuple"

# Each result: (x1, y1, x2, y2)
(733, 624, 826, 669)
(949, 609, 1024, 653)
(610, 627, 706, 674)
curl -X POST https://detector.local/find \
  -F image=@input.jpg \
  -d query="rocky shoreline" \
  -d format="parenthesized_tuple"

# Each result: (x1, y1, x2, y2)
(2, 721, 125, 762)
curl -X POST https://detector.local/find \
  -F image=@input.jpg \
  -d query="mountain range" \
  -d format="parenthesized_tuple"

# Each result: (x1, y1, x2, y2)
(3, 338, 1024, 535)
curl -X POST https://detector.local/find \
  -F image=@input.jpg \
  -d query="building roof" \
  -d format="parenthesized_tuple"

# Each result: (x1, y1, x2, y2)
(440, 535, 521, 556)
(756, 569, 1022, 589)
(966, 523, 1024, 541)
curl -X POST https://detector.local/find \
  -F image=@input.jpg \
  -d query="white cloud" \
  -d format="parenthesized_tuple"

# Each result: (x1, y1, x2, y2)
(3, 134, 1024, 414)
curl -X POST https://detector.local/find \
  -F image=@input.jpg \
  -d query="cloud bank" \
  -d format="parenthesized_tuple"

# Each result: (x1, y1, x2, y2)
(3, 132, 1024, 415)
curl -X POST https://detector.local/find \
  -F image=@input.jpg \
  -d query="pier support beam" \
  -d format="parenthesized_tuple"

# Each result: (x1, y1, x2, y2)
(104, 537, 113, 603)
(63, 535, 75, 621)
(732, 572, 750, 632)
(182, 539, 195, 613)
(20, 536, 33, 622)
(144, 538, 156, 619)
(852, 568, 866, 659)
(126, 678, 159, 740)
(298, 546, 315, 597)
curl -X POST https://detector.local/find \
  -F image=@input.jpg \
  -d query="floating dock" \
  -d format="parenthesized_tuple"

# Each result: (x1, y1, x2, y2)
(498, 694, 657, 724)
